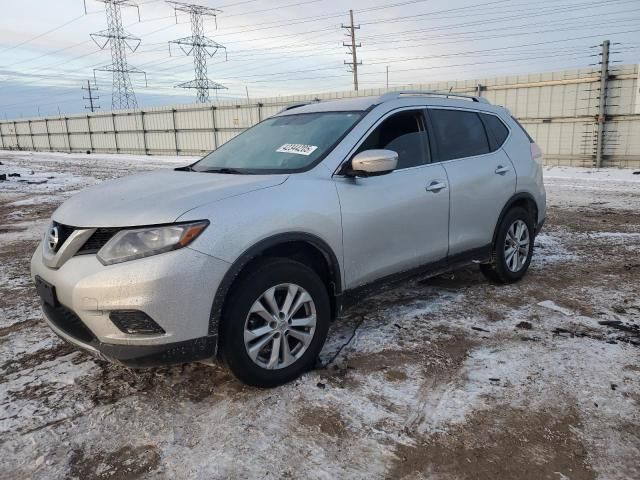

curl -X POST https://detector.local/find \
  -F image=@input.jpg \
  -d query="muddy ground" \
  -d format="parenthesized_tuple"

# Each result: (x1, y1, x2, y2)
(0, 151, 639, 479)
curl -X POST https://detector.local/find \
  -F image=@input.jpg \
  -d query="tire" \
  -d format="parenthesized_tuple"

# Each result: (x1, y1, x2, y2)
(480, 206, 535, 284)
(219, 257, 330, 388)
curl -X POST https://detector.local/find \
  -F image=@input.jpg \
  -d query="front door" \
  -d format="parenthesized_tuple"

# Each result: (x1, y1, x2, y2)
(334, 109, 450, 289)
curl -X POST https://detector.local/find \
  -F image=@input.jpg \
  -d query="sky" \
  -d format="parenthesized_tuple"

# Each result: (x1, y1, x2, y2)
(0, 0, 639, 119)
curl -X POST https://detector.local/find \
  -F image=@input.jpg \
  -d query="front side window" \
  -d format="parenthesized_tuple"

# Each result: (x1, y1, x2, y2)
(429, 109, 490, 161)
(355, 110, 429, 169)
(193, 112, 362, 173)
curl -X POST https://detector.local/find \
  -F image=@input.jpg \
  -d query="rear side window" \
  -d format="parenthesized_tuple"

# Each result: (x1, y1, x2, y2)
(429, 109, 490, 161)
(480, 113, 509, 150)
(356, 110, 429, 169)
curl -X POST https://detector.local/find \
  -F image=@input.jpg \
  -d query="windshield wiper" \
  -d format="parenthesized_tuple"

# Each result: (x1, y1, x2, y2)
(200, 167, 246, 174)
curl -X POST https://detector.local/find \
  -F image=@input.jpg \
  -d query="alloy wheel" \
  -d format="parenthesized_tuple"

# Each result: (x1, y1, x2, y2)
(243, 283, 317, 370)
(504, 219, 530, 272)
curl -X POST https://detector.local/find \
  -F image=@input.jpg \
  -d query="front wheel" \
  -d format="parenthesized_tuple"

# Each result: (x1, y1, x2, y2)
(220, 258, 330, 388)
(480, 207, 535, 284)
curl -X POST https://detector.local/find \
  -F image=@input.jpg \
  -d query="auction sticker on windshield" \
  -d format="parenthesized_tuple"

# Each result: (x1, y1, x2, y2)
(276, 144, 318, 156)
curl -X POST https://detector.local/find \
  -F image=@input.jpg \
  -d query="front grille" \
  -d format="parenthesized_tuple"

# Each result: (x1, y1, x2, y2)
(53, 222, 75, 251)
(49, 223, 120, 256)
(43, 302, 96, 344)
(77, 228, 119, 254)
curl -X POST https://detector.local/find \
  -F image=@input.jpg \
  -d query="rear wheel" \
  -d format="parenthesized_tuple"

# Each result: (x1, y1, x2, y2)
(480, 207, 534, 284)
(220, 258, 330, 387)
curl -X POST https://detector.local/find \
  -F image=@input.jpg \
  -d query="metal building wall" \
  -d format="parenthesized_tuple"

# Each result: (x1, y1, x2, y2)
(1, 64, 639, 167)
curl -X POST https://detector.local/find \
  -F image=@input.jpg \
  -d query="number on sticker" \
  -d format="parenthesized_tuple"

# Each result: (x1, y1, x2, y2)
(276, 144, 318, 156)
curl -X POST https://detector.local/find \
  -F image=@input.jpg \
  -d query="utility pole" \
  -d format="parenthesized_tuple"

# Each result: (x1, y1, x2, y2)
(595, 39, 609, 168)
(90, 0, 146, 110)
(386, 65, 389, 89)
(342, 9, 361, 92)
(82, 80, 100, 112)
(168, 1, 228, 103)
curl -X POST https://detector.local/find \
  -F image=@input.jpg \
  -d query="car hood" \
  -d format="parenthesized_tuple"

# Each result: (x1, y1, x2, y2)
(52, 169, 288, 227)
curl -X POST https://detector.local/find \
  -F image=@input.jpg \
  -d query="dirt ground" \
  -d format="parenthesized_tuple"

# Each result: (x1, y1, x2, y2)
(1, 151, 639, 479)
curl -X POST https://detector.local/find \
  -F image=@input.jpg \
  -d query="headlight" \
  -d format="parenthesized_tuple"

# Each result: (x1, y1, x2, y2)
(97, 221, 209, 265)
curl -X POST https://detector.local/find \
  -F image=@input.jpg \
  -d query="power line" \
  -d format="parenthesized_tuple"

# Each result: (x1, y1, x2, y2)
(1, 1, 639, 112)
(231, 50, 599, 85)
(0, 0, 296, 87)
(362, 10, 640, 47)
(160, 4, 636, 61)
(169, 29, 632, 83)
(0, 0, 508, 79)
(4, 20, 638, 96)
(0, 11, 182, 71)
(361, 0, 636, 27)
(222, 0, 322, 19)
(205, 11, 630, 64)
(4, 32, 637, 101)
(189, 0, 432, 42)
(0, 13, 92, 55)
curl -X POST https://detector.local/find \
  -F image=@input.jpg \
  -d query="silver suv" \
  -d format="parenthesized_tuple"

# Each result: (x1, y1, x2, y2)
(31, 91, 546, 387)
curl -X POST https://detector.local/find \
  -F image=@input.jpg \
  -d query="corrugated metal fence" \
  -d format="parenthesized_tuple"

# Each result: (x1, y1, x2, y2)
(1, 64, 639, 168)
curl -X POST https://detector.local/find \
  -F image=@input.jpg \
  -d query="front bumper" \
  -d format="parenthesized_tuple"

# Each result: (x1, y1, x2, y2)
(43, 304, 217, 367)
(31, 242, 231, 367)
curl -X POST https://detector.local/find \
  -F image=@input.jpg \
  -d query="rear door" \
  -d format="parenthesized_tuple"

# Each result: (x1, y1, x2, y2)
(427, 108, 516, 256)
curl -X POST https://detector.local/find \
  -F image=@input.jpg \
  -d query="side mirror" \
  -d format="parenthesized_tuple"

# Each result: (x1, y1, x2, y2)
(347, 149, 398, 177)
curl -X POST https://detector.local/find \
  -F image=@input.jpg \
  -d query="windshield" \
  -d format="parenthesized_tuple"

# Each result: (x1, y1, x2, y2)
(192, 111, 362, 173)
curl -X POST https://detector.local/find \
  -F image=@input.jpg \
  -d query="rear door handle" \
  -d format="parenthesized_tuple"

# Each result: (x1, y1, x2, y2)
(495, 165, 510, 175)
(426, 181, 447, 193)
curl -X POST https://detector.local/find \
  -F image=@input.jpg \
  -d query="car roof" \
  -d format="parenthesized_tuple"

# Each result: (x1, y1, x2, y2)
(277, 91, 495, 116)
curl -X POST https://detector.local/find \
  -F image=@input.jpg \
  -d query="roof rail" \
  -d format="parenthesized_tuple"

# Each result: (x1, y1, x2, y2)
(378, 90, 490, 104)
(279, 102, 310, 113)
(279, 98, 322, 113)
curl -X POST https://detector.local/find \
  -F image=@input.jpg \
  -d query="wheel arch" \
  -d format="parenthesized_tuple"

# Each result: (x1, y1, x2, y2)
(208, 232, 342, 342)
(492, 192, 540, 246)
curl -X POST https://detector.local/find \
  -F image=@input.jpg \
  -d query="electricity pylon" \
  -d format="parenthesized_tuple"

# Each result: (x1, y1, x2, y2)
(168, 1, 228, 103)
(90, 0, 147, 109)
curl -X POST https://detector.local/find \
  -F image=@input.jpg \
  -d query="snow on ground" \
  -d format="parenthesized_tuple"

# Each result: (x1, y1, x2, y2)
(1, 151, 639, 479)
(543, 165, 640, 210)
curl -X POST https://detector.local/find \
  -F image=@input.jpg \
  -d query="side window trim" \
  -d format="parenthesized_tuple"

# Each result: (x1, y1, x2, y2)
(476, 112, 494, 151)
(422, 108, 439, 164)
(414, 110, 431, 166)
(426, 106, 510, 163)
(333, 106, 430, 175)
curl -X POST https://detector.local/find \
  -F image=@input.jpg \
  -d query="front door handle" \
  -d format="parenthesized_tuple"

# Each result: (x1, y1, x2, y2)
(426, 181, 447, 193)
(495, 165, 510, 175)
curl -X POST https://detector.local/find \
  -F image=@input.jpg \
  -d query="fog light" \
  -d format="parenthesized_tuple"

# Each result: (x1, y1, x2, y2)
(109, 311, 165, 335)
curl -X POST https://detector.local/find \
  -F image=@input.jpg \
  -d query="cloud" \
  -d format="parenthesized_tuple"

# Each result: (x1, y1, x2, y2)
(1, 0, 639, 119)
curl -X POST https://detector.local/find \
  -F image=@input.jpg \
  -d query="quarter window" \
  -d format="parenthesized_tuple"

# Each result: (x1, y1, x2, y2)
(429, 109, 490, 161)
(480, 113, 509, 150)
(355, 110, 429, 169)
